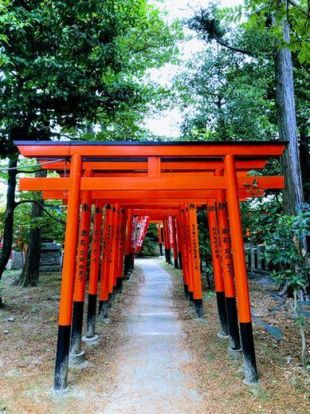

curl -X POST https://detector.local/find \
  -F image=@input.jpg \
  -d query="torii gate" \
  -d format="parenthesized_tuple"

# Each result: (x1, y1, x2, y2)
(15, 140, 286, 391)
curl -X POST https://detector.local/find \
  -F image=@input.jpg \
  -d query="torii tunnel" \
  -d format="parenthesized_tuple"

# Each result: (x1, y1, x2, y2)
(15, 140, 287, 391)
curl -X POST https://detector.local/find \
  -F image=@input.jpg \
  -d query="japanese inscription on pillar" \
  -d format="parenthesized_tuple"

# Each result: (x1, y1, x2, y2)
(189, 204, 200, 271)
(218, 201, 234, 278)
(77, 202, 90, 282)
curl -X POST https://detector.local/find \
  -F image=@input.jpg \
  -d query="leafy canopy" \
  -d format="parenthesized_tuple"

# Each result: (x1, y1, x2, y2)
(0, 0, 179, 155)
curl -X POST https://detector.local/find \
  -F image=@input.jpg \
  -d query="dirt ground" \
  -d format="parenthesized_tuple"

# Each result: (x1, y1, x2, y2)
(0, 259, 309, 414)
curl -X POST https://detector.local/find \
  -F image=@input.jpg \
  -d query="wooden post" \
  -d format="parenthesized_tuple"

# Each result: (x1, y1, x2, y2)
(163, 218, 171, 264)
(98, 205, 112, 320)
(54, 154, 81, 391)
(207, 201, 229, 337)
(188, 204, 203, 317)
(172, 217, 179, 268)
(184, 207, 194, 299)
(116, 208, 127, 292)
(109, 205, 118, 302)
(225, 154, 258, 384)
(217, 194, 241, 352)
(124, 209, 133, 276)
(157, 224, 163, 256)
(176, 217, 183, 270)
(70, 184, 92, 357)
(115, 207, 124, 294)
(180, 209, 189, 296)
(85, 202, 103, 341)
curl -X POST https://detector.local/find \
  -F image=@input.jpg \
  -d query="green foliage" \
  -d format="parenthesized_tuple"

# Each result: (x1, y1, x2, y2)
(0, 160, 65, 247)
(241, 195, 283, 245)
(243, 197, 309, 293)
(176, 40, 277, 141)
(12, 197, 65, 250)
(0, 0, 179, 154)
(140, 223, 158, 256)
(263, 205, 310, 291)
(177, 3, 309, 142)
(240, 0, 310, 64)
(176, 7, 280, 141)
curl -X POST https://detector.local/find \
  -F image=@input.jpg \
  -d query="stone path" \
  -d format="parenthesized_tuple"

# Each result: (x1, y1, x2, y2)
(103, 258, 205, 414)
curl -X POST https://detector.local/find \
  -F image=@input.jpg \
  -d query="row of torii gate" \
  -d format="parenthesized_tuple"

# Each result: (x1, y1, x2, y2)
(15, 140, 287, 392)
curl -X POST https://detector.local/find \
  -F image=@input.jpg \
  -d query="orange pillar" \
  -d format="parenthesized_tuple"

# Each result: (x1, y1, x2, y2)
(217, 192, 241, 352)
(130, 215, 138, 270)
(157, 224, 163, 256)
(116, 208, 127, 292)
(207, 201, 229, 337)
(225, 154, 258, 384)
(176, 216, 183, 270)
(98, 205, 113, 319)
(85, 202, 103, 340)
(188, 204, 203, 317)
(184, 207, 194, 296)
(70, 175, 92, 357)
(124, 209, 133, 276)
(109, 204, 118, 301)
(172, 217, 179, 268)
(163, 218, 171, 264)
(54, 154, 81, 391)
(114, 206, 124, 294)
(179, 209, 189, 295)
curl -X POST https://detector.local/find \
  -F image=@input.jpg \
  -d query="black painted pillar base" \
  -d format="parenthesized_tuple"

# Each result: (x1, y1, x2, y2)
(226, 297, 241, 351)
(109, 289, 116, 306)
(178, 252, 182, 269)
(165, 248, 171, 264)
(129, 252, 135, 271)
(125, 272, 131, 280)
(194, 299, 203, 317)
(70, 301, 84, 355)
(116, 277, 123, 294)
(216, 292, 229, 337)
(124, 255, 130, 276)
(240, 322, 258, 384)
(86, 294, 97, 339)
(174, 256, 179, 269)
(98, 300, 109, 320)
(159, 243, 163, 256)
(184, 284, 189, 298)
(54, 325, 71, 391)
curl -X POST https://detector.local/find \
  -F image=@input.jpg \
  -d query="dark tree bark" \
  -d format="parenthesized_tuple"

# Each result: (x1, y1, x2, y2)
(275, 7, 304, 215)
(0, 156, 18, 306)
(18, 170, 46, 287)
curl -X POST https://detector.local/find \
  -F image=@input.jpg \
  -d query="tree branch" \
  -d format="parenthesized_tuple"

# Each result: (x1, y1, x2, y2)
(216, 36, 254, 57)
(14, 200, 66, 225)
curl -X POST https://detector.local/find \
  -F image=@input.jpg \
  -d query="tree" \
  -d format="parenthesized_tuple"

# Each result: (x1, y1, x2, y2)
(0, 0, 179, 294)
(237, 0, 309, 214)
(184, 4, 309, 215)
(175, 37, 277, 141)
(17, 170, 46, 287)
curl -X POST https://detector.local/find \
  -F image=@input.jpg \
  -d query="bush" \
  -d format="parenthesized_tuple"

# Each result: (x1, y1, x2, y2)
(263, 204, 310, 294)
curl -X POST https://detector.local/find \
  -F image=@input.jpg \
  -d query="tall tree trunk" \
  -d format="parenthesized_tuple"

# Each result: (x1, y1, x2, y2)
(0, 156, 18, 306)
(18, 170, 46, 287)
(275, 9, 304, 214)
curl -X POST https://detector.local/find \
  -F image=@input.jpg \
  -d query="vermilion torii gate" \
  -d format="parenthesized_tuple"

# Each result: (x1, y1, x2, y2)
(15, 140, 286, 391)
